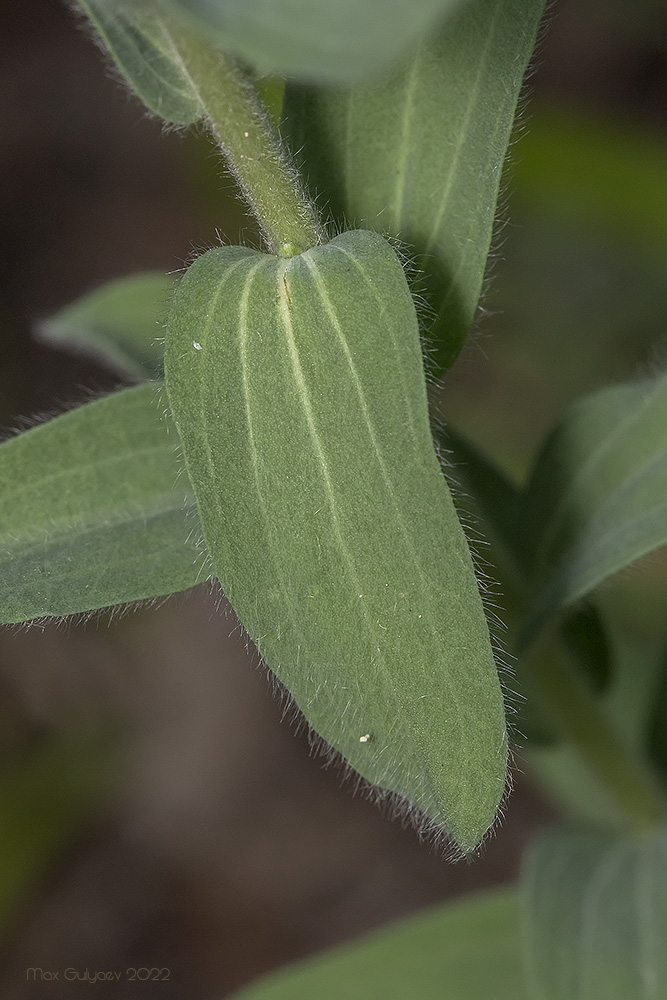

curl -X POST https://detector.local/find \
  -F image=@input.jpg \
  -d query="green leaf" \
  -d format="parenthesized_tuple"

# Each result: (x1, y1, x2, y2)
(523, 825, 667, 999)
(37, 272, 173, 380)
(77, 0, 202, 124)
(441, 427, 612, 743)
(522, 372, 667, 644)
(228, 888, 524, 999)
(646, 648, 667, 786)
(283, 0, 545, 373)
(0, 384, 205, 624)
(512, 104, 667, 254)
(166, 0, 471, 85)
(560, 601, 612, 694)
(439, 424, 528, 587)
(165, 230, 506, 852)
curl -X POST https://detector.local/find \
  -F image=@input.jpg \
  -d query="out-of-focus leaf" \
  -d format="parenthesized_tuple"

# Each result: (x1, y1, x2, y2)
(441, 426, 613, 744)
(513, 105, 667, 252)
(439, 423, 528, 586)
(229, 888, 525, 1000)
(0, 384, 206, 624)
(560, 601, 612, 693)
(647, 648, 667, 786)
(165, 230, 507, 852)
(521, 372, 667, 645)
(167, 0, 471, 85)
(284, 0, 545, 373)
(0, 733, 113, 939)
(77, 0, 201, 123)
(523, 825, 667, 999)
(37, 272, 173, 380)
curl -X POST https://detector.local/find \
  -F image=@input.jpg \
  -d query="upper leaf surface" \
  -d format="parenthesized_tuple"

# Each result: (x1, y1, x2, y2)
(166, 0, 470, 85)
(165, 230, 507, 851)
(0, 384, 205, 624)
(38, 272, 172, 380)
(229, 888, 524, 999)
(522, 372, 667, 642)
(523, 825, 667, 999)
(77, 0, 202, 123)
(283, 0, 545, 374)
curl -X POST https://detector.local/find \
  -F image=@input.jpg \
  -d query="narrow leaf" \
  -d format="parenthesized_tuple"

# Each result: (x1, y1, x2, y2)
(167, 0, 471, 85)
(77, 0, 202, 124)
(37, 272, 173, 380)
(229, 888, 524, 1000)
(165, 230, 507, 852)
(523, 825, 667, 1000)
(284, 0, 544, 373)
(0, 384, 205, 624)
(522, 372, 667, 643)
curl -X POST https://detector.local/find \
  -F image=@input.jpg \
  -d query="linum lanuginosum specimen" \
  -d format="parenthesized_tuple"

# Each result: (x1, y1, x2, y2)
(165, 229, 506, 851)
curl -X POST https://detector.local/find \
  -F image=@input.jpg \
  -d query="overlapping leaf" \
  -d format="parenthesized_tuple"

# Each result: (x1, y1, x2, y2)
(167, 0, 470, 84)
(229, 889, 524, 999)
(165, 230, 507, 851)
(284, 0, 545, 373)
(522, 372, 667, 644)
(523, 825, 667, 999)
(38, 272, 172, 380)
(77, 0, 201, 123)
(0, 384, 205, 623)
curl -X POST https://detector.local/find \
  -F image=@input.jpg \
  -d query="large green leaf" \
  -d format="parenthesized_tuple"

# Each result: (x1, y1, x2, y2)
(523, 825, 667, 999)
(0, 384, 205, 624)
(229, 888, 524, 999)
(283, 0, 544, 373)
(165, 230, 506, 851)
(166, 0, 470, 85)
(521, 372, 667, 644)
(77, 0, 202, 123)
(37, 272, 172, 380)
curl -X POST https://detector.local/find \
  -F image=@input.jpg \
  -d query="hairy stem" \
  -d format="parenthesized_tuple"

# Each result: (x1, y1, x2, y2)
(168, 21, 323, 256)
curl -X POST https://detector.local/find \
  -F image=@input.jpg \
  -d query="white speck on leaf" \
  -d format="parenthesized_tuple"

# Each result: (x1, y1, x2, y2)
(193, 341, 202, 351)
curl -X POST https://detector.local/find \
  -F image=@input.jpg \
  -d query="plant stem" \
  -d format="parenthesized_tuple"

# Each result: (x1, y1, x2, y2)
(168, 22, 323, 256)
(526, 630, 665, 833)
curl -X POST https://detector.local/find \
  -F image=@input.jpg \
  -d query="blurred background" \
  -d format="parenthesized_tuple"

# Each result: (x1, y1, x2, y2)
(0, 0, 665, 996)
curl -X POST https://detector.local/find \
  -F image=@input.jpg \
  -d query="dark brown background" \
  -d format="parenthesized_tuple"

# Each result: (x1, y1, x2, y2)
(0, 1, 665, 997)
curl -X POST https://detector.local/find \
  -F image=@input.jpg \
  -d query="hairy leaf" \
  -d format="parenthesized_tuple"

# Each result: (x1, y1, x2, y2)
(284, 0, 545, 373)
(77, 0, 201, 123)
(522, 372, 667, 644)
(38, 272, 172, 380)
(523, 825, 667, 999)
(165, 230, 507, 851)
(229, 889, 524, 999)
(0, 384, 205, 624)
(166, 0, 470, 85)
